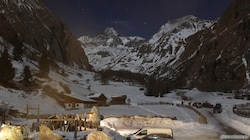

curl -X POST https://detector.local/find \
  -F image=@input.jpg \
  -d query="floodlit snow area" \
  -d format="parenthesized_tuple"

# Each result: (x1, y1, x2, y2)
(0, 66, 250, 139)
(100, 116, 218, 140)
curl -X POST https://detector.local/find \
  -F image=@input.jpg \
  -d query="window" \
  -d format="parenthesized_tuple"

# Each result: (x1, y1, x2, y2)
(139, 130, 147, 135)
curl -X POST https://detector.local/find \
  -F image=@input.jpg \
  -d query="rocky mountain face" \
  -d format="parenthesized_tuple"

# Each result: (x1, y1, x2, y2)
(157, 0, 250, 91)
(79, 27, 147, 72)
(137, 15, 213, 75)
(81, 0, 250, 93)
(0, 0, 90, 69)
(80, 16, 212, 75)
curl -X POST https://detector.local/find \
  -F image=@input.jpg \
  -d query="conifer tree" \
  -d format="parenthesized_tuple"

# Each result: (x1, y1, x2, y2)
(13, 43, 23, 61)
(38, 53, 49, 77)
(23, 65, 32, 86)
(0, 48, 15, 84)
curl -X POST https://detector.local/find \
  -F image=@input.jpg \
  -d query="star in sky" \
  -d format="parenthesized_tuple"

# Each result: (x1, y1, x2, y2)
(44, 0, 233, 39)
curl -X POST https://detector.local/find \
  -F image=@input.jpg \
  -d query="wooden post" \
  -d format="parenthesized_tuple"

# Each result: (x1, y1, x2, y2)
(60, 119, 62, 131)
(26, 104, 39, 120)
(37, 104, 40, 122)
(79, 108, 82, 131)
(2, 110, 5, 124)
(84, 113, 87, 130)
(74, 119, 77, 139)
(26, 104, 29, 119)
(79, 115, 82, 131)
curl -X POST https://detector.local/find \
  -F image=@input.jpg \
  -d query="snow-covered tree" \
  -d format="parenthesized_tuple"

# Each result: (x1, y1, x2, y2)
(90, 106, 101, 124)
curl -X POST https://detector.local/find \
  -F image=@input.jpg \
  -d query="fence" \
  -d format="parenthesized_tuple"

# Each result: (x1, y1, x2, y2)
(233, 103, 250, 118)
(137, 101, 207, 124)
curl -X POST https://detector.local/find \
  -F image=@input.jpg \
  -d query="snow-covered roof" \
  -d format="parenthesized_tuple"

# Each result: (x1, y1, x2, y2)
(64, 93, 96, 102)
(88, 93, 107, 99)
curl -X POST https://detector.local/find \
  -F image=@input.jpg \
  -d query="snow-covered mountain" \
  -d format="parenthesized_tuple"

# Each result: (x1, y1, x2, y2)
(137, 15, 213, 75)
(79, 15, 213, 75)
(79, 28, 147, 73)
(0, 0, 90, 69)
(155, 0, 250, 91)
(80, 0, 250, 93)
(1, 0, 250, 95)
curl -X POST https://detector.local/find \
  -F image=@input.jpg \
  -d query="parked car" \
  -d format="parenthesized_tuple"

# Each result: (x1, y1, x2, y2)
(126, 127, 174, 140)
(142, 133, 174, 140)
(202, 102, 214, 108)
(192, 102, 202, 108)
(213, 103, 222, 113)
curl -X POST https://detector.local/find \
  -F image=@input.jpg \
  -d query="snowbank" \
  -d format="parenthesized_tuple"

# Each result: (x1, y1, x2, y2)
(88, 130, 112, 140)
(217, 106, 250, 135)
(100, 116, 219, 139)
(38, 124, 62, 140)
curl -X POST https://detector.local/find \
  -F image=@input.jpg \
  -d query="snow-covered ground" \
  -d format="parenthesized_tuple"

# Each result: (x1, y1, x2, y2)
(0, 66, 250, 140)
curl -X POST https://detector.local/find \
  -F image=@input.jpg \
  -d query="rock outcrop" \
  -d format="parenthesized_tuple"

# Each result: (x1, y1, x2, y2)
(0, 0, 90, 69)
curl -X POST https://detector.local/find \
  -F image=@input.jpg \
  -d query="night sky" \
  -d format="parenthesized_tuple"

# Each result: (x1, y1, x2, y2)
(44, 0, 233, 39)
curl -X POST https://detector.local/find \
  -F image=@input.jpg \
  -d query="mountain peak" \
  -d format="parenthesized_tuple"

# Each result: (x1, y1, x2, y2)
(159, 15, 200, 33)
(103, 27, 119, 37)
(149, 15, 213, 45)
(182, 15, 197, 20)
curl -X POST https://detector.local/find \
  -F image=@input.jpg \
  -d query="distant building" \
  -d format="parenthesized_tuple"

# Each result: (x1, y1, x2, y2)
(110, 95, 127, 105)
(63, 94, 97, 109)
(88, 93, 107, 106)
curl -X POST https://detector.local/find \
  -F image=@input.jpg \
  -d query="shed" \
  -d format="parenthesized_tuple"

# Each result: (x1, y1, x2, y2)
(88, 93, 107, 106)
(110, 95, 127, 105)
(63, 94, 97, 109)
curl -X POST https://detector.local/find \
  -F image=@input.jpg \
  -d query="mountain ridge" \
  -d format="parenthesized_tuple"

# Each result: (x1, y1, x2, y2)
(79, 0, 250, 93)
(79, 15, 213, 75)
(155, 0, 250, 92)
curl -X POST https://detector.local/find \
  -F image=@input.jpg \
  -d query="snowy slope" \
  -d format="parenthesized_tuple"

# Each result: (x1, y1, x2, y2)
(0, 36, 249, 138)
(0, 63, 249, 140)
(79, 15, 213, 75)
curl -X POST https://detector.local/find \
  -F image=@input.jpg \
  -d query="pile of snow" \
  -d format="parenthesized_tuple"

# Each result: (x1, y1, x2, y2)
(87, 130, 112, 140)
(218, 106, 250, 135)
(38, 124, 62, 140)
(0, 124, 24, 140)
(100, 116, 219, 139)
